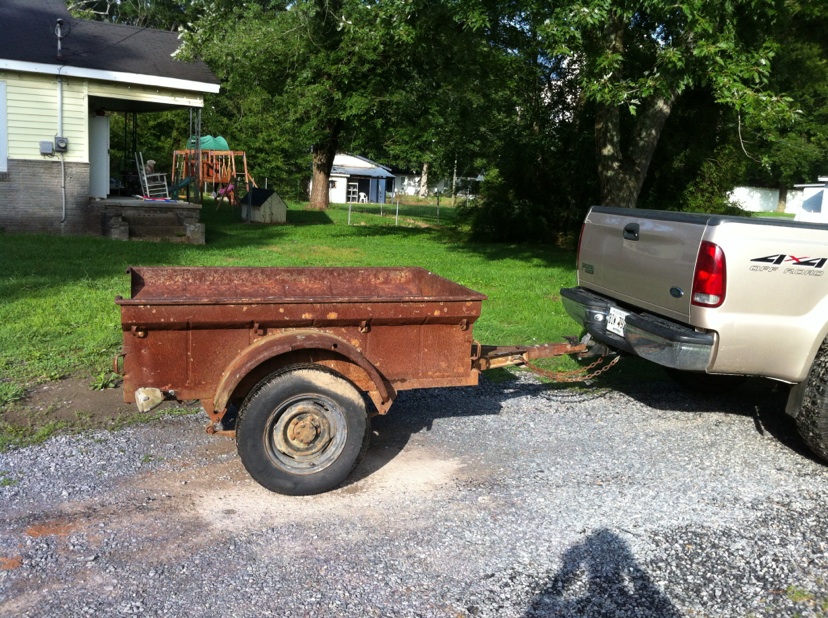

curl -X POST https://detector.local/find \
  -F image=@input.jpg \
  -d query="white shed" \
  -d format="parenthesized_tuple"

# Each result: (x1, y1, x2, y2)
(328, 154, 394, 204)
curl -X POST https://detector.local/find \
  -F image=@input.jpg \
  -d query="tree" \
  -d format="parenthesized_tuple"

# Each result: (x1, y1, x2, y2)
(183, 1, 399, 208)
(455, 1, 602, 242)
(183, 0, 501, 208)
(356, 2, 501, 200)
(537, 0, 796, 208)
(734, 2, 828, 204)
(67, 0, 193, 30)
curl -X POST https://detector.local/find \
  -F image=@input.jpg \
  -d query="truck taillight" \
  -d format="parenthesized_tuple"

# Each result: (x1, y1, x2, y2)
(692, 241, 726, 308)
(576, 223, 584, 268)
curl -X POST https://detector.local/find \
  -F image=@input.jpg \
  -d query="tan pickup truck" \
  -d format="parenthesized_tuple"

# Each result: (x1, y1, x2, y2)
(561, 206, 828, 462)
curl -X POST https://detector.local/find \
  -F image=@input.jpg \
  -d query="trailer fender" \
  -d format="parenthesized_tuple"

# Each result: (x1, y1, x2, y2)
(211, 330, 394, 421)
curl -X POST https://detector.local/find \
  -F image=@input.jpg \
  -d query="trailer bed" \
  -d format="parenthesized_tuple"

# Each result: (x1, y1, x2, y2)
(117, 266, 487, 417)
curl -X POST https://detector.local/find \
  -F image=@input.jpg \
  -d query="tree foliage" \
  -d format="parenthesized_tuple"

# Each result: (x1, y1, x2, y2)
(67, 0, 193, 30)
(70, 0, 828, 238)
(534, 0, 797, 209)
(737, 2, 828, 190)
(180, 0, 500, 207)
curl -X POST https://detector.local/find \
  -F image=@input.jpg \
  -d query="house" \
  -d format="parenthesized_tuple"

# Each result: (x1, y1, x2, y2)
(793, 177, 828, 222)
(729, 186, 805, 215)
(0, 0, 220, 239)
(328, 154, 394, 204)
(392, 171, 425, 197)
(392, 169, 483, 199)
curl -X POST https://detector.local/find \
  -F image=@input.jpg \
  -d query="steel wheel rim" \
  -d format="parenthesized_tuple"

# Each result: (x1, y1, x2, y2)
(264, 394, 348, 474)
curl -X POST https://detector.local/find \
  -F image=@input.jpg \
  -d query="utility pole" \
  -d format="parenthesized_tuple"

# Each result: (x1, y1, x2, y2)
(451, 157, 457, 207)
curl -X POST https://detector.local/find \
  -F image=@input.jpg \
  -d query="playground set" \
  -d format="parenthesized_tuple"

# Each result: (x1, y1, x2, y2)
(170, 135, 256, 205)
(134, 135, 256, 205)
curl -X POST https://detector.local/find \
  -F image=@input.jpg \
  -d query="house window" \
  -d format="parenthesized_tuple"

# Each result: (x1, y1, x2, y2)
(329, 180, 337, 189)
(0, 81, 7, 174)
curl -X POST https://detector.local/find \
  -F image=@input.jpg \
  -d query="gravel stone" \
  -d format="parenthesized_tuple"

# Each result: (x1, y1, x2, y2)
(1, 372, 827, 617)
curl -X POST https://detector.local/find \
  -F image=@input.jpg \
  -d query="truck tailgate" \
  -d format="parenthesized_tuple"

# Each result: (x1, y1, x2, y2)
(578, 207, 712, 323)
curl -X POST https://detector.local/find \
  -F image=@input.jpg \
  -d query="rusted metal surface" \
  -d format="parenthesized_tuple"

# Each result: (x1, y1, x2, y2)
(473, 341, 588, 371)
(116, 267, 487, 421)
(210, 331, 397, 420)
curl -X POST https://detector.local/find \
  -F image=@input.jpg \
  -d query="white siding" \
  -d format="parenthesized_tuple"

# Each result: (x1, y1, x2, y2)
(1, 72, 88, 162)
(0, 71, 205, 167)
(730, 186, 805, 214)
(0, 81, 7, 172)
(329, 175, 348, 204)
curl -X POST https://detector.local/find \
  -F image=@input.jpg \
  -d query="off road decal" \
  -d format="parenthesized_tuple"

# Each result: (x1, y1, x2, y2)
(750, 254, 826, 276)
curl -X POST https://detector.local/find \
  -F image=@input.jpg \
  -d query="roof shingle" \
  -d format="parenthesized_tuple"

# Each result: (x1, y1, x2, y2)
(0, 0, 218, 87)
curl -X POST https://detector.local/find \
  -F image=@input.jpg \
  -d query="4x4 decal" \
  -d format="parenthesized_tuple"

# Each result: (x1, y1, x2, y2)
(752, 254, 827, 268)
(751, 254, 826, 275)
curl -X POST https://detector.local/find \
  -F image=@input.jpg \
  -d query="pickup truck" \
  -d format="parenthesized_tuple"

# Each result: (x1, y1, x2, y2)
(560, 206, 828, 463)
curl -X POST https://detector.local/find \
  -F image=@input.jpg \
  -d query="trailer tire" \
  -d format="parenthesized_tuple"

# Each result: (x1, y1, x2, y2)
(236, 364, 370, 495)
(796, 339, 828, 463)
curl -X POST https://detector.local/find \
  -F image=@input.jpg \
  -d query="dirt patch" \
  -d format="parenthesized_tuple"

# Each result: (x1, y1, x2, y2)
(25, 522, 76, 538)
(0, 555, 22, 571)
(189, 446, 466, 532)
(2, 375, 159, 431)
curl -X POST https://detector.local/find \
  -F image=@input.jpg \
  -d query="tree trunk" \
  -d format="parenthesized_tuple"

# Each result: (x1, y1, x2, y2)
(418, 162, 430, 198)
(595, 91, 677, 208)
(308, 126, 341, 210)
(593, 12, 676, 209)
(776, 184, 788, 213)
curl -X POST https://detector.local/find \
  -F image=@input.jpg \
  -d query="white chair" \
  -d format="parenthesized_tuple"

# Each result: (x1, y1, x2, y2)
(358, 192, 368, 203)
(135, 152, 169, 199)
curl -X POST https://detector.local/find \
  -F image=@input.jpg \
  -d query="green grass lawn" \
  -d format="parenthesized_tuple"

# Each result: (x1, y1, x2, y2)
(754, 211, 797, 219)
(0, 198, 600, 446)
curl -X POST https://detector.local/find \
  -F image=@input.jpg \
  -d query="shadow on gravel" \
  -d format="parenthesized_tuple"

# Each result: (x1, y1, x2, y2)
(603, 368, 823, 465)
(524, 528, 680, 617)
(346, 375, 615, 486)
(347, 364, 822, 487)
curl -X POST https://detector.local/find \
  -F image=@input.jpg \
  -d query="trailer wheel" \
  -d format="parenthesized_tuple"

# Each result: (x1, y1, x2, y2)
(236, 364, 370, 495)
(796, 339, 828, 463)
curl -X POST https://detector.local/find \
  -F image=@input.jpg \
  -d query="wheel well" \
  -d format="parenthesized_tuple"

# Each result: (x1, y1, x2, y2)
(225, 350, 376, 420)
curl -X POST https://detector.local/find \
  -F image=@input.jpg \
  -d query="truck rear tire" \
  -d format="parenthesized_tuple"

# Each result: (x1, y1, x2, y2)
(236, 364, 370, 495)
(796, 339, 828, 463)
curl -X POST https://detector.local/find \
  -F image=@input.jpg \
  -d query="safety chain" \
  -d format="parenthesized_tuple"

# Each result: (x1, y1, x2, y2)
(526, 354, 622, 383)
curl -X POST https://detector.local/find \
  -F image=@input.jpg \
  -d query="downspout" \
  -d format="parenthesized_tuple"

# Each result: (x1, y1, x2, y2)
(57, 72, 66, 223)
(56, 19, 66, 223)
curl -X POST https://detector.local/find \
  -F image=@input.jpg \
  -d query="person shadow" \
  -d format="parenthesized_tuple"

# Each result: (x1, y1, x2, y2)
(525, 528, 681, 617)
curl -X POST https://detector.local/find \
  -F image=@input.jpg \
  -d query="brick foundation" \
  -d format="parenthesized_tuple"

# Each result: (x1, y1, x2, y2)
(0, 159, 100, 235)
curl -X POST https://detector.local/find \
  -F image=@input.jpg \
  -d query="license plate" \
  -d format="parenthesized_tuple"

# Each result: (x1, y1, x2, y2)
(606, 307, 629, 337)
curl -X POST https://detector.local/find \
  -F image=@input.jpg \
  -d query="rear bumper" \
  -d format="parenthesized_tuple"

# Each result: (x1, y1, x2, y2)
(560, 287, 715, 372)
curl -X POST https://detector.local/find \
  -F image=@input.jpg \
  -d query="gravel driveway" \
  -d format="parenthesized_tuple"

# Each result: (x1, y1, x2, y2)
(1, 370, 827, 617)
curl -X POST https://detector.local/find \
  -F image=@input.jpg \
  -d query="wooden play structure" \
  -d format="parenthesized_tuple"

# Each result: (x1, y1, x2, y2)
(171, 148, 256, 205)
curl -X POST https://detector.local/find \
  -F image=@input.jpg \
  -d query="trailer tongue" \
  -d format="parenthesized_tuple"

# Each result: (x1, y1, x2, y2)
(116, 266, 591, 495)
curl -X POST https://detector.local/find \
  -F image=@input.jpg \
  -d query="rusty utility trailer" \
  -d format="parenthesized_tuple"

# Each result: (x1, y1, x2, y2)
(116, 266, 584, 495)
